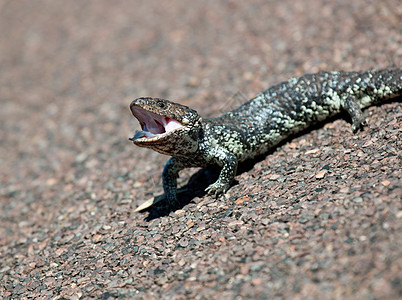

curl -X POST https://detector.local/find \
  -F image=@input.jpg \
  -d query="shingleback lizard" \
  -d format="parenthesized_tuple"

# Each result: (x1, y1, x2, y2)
(129, 69, 402, 207)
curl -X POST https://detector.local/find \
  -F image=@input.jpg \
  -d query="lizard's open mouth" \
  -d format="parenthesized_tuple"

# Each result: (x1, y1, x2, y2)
(130, 106, 184, 141)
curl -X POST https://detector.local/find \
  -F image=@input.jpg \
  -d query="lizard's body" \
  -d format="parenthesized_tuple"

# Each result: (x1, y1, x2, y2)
(129, 69, 402, 207)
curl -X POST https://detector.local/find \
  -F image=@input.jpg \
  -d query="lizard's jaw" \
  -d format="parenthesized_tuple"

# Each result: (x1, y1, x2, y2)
(130, 106, 184, 143)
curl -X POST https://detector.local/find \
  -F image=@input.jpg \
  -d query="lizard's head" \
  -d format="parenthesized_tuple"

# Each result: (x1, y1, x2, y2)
(129, 97, 202, 156)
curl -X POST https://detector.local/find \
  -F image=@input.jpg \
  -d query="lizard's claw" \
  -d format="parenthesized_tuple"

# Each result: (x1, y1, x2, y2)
(352, 118, 367, 133)
(205, 181, 230, 197)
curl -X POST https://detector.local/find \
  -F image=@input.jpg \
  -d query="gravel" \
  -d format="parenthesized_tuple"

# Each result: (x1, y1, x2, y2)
(0, 0, 401, 299)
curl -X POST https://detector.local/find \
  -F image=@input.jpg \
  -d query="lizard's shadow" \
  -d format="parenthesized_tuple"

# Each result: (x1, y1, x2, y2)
(143, 168, 220, 220)
(142, 148, 284, 221)
(143, 97, 401, 220)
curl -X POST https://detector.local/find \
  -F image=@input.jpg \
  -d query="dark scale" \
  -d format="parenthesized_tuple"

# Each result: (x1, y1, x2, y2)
(129, 69, 402, 207)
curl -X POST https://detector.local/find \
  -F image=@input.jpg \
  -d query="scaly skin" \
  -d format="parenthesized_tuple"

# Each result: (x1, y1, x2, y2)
(129, 69, 402, 207)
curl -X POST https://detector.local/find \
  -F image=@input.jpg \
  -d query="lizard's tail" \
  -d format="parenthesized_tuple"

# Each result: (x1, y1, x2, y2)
(359, 68, 402, 108)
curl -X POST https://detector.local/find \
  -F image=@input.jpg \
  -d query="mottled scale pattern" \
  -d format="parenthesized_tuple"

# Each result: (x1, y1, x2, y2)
(130, 69, 402, 206)
(204, 69, 401, 161)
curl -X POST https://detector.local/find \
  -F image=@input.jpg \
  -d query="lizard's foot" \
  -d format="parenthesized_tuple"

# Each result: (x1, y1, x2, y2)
(164, 187, 191, 208)
(205, 180, 230, 197)
(164, 196, 179, 209)
(352, 117, 367, 133)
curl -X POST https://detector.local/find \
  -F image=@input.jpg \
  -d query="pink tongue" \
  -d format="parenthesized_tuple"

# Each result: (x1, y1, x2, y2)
(165, 118, 183, 132)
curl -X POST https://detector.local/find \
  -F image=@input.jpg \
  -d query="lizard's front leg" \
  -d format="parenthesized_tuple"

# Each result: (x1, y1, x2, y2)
(162, 157, 186, 207)
(204, 148, 238, 197)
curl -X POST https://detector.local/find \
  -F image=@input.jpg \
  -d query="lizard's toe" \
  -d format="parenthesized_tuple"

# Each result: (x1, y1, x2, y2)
(352, 118, 367, 133)
(205, 181, 230, 197)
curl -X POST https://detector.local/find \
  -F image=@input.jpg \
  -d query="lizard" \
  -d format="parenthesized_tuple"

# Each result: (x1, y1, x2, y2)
(129, 69, 402, 208)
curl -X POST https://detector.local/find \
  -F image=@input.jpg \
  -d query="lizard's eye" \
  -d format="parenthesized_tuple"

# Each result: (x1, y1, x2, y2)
(157, 102, 167, 109)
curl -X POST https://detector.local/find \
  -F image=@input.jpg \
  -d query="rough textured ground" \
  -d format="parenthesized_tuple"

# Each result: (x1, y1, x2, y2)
(1, 0, 401, 299)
